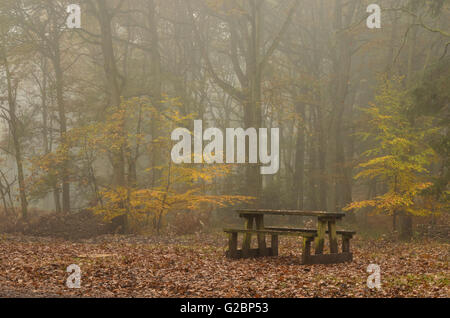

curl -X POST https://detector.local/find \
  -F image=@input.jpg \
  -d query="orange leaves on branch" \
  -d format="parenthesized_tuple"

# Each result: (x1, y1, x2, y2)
(344, 76, 439, 217)
(92, 185, 253, 225)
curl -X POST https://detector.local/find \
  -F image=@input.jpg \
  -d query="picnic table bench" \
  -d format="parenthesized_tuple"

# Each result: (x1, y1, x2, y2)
(224, 209, 356, 264)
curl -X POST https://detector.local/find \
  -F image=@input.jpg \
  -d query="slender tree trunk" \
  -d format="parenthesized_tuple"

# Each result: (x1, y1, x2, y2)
(0, 178, 10, 216)
(244, 0, 263, 200)
(94, 0, 129, 232)
(328, 0, 354, 212)
(293, 102, 305, 209)
(316, 108, 327, 210)
(307, 108, 318, 210)
(1, 44, 28, 219)
(407, 15, 418, 85)
(385, 10, 398, 76)
(52, 42, 71, 213)
(39, 58, 62, 213)
(399, 211, 413, 240)
(96, 0, 126, 188)
(393, 210, 397, 231)
(148, 0, 163, 187)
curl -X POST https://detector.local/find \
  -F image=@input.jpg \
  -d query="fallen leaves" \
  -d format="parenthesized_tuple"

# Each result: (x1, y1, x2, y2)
(0, 233, 448, 298)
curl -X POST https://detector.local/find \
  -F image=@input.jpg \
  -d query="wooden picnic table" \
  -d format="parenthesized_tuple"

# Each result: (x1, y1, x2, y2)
(224, 209, 355, 264)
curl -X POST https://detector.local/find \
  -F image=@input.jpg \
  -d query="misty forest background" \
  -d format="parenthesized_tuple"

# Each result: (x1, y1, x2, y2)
(0, 0, 448, 240)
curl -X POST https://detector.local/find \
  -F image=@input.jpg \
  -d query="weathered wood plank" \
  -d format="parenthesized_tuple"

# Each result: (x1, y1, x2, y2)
(237, 209, 345, 218)
(302, 237, 313, 264)
(228, 232, 238, 259)
(314, 220, 326, 254)
(303, 253, 353, 265)
(265, 227, 356, 236)
(254, 215, 268, 256)
(342, 237, 350, 253)
(226, 248, 275, 259)
(227, 248, 353, 263)
(224, 229, 317, 238)
(328, 221, 338, 254)
(271, 235, 278, 256)
(242, 216, 254, 257)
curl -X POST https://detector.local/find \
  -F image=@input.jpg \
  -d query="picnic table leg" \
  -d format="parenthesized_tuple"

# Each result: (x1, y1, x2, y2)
(342, 235, 351, 253)
(328, 220, 338, 254)
(255, 215, 268, 256)
(228, 232, 238, 258)
(242, 216, 254, 257)
(302, 237, 313, 264)
(314, 219, 326, 254)
(271, 235, 278, 256)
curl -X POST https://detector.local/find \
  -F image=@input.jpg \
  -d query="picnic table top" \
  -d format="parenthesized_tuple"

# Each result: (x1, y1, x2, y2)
(236, 209, 346, 218)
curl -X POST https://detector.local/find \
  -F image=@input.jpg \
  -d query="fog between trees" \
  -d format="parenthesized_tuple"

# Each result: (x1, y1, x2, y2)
(0, 0, 448, 238)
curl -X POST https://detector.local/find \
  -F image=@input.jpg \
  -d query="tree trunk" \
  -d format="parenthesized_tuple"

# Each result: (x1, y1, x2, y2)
(52, 52, 71, 213)
(94, 0, 129, 232)
(147, 0, 163, 187)
(0, 177, 10, 216)
(96, 0, 126, 187)
(39, 57, 62, 214)
(328, 0, 355, 212)
(399, 211, 413, 240)
(1, 43, 28, 219)
(293, 102, 305, 209)
(393, 210, 397, 231)
(315, 108, 327, 210)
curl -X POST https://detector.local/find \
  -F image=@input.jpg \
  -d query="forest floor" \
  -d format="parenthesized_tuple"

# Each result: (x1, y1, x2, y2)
(0, 233, 448, 298)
